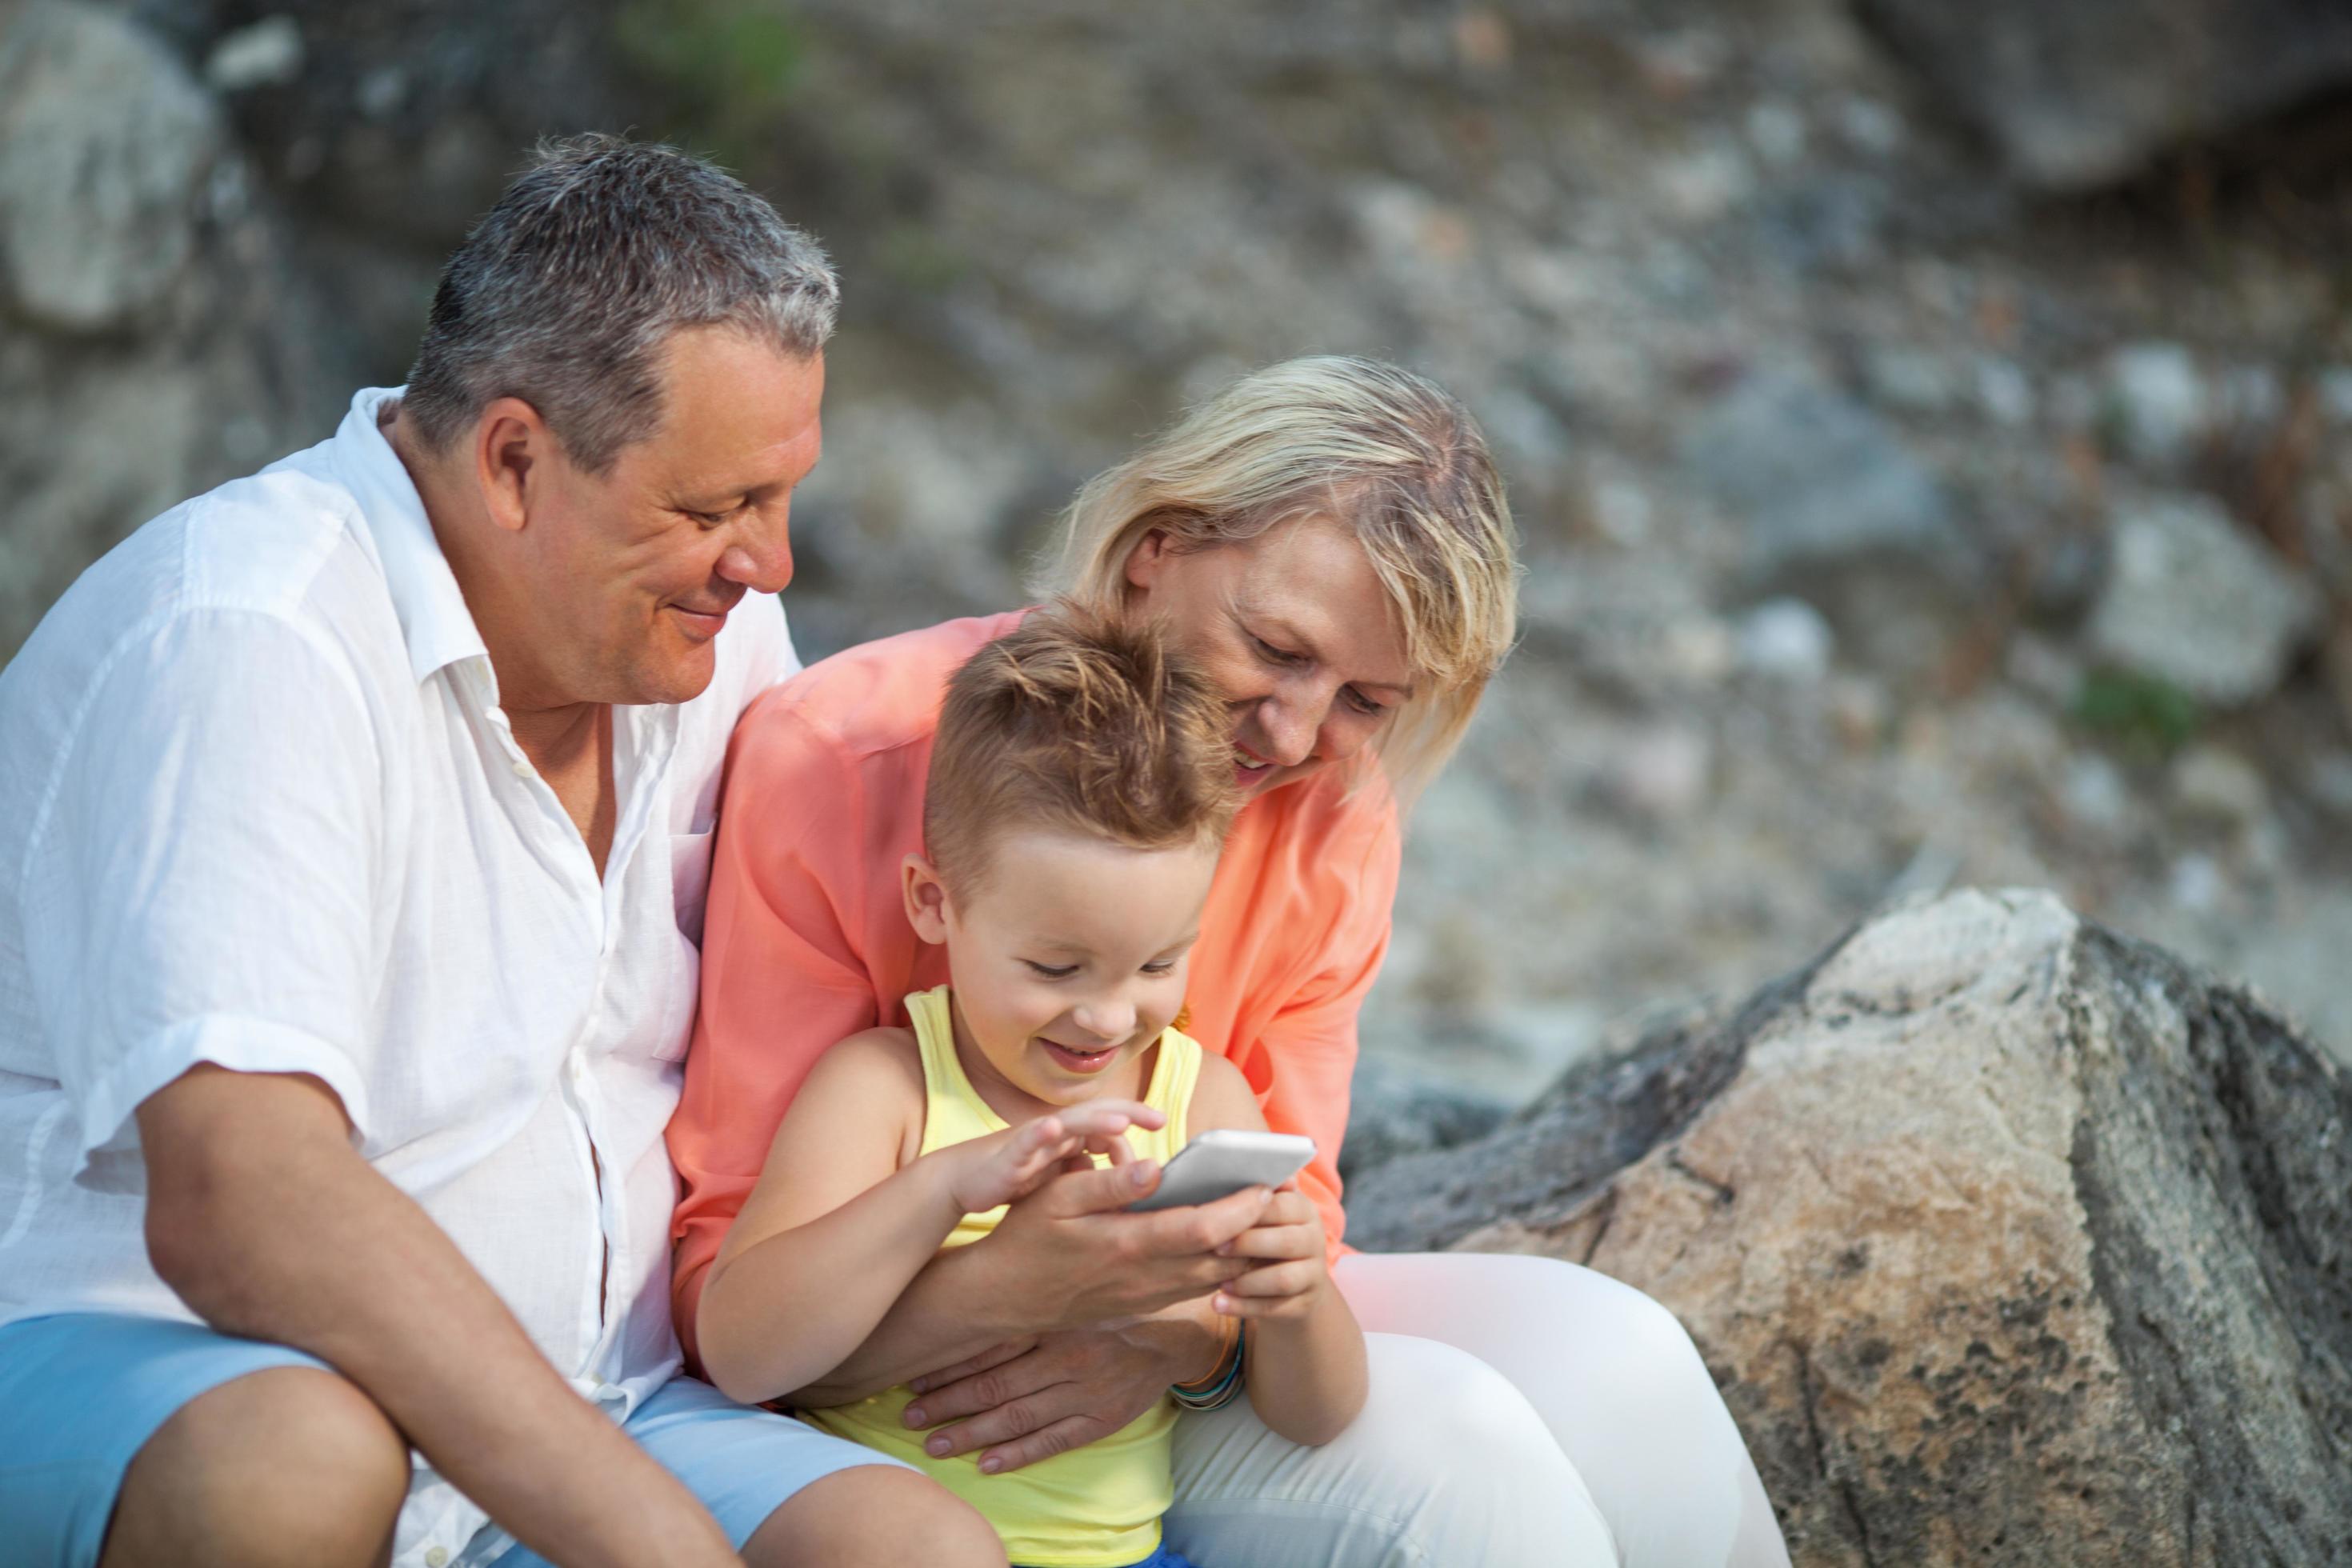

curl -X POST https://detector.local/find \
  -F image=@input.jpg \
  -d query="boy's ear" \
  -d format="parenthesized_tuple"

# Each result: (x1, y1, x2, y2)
(902, 852, 953, 945)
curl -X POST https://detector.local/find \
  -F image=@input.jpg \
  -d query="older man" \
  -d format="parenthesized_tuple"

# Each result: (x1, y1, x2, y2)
(0, 138, 1003, 1568)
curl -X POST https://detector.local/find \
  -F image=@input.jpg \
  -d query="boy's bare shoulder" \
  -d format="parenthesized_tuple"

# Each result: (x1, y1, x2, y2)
(806, 1026, 926, 1102)
(786, 1026, 928, 1167)
(1186, 1046, 1267, 1132)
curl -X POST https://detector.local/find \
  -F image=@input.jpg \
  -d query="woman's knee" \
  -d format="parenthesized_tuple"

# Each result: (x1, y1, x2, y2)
(106, 1366, 408, 1568)
(1361, 1332, 1561, 1458)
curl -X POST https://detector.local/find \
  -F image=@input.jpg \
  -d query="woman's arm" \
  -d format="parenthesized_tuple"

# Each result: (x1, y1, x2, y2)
(1188, 1051, 1370, 1446)
(670, 706, 905, 1366)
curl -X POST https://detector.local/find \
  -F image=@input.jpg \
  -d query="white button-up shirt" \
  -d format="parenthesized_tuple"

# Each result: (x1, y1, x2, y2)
(0, 388, 798, 1565)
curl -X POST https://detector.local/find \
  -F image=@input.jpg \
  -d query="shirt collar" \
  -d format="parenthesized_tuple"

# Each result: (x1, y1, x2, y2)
(330, 386, 492, 686)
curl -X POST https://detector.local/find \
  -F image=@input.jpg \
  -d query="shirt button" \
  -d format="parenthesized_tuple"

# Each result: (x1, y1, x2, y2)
(510, 758, 534, 780)
(426, 1550, 450, 1568)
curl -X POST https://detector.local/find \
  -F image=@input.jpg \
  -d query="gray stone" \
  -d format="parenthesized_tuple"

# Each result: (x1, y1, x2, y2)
(1862, 346, 1960, 415)
(2086, 495, 2324, 706)
(1598, 722, 1714, 823)
(2169, 744, 2270, 830)
(1736, 598, 1835, 683)
(2059, 754, 2134, 840)
(1679, 366, 1962, 593)
(1975, 356, 2035, 427)
(1854, 0, 2352, 189)
(1339, 1056, 1511, 1185)
(2105, 344, 2205, 465)
(1347, 890, 2352, 1566)
(202, 15, 302, 93)
(2318, 368, 2352, 428)
(0, 2, 224, 333)
(2169, 851, 2226, 913)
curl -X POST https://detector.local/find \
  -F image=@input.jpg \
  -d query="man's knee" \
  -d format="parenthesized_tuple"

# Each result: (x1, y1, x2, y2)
(742, 1464, 1005, 1568)
(103, 1366, 409, 1568)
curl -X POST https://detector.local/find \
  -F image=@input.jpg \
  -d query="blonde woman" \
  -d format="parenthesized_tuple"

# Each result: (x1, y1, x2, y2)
(668, 357, 1790, 1567)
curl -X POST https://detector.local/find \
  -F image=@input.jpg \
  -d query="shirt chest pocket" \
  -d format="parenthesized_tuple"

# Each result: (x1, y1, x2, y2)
(670, 830, 717, 949)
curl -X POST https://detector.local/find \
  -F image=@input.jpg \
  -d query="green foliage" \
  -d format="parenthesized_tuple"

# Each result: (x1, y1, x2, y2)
(875, 222, 970, 294)
(615, 0, 803, 163)
(2071, 668, 2201, 756)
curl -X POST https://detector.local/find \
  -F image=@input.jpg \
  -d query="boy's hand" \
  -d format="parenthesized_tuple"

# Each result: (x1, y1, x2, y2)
(945, 1101, 1163, 1217)
(1210, 1182, 1330, 1320)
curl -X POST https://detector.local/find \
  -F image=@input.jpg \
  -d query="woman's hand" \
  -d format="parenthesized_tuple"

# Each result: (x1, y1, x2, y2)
(1210, 1182, 1331, 1320)
(942, 1101, 1162, 1218)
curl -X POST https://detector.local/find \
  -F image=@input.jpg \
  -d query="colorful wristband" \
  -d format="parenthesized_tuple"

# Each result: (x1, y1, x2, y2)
(1169, 1320, 1246, 1412)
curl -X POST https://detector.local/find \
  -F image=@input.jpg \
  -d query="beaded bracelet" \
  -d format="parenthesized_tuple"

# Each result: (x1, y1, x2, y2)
(1169, 1320, 1246, 1412)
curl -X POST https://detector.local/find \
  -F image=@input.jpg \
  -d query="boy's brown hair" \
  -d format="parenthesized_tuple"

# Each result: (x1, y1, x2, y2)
(924, 607, 1239, 894)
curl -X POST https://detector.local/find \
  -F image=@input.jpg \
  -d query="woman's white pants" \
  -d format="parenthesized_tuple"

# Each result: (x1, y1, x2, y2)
(1163, 1251, 1790, 1568)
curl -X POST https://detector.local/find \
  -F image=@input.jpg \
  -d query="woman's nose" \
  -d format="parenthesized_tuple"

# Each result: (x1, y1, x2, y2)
(1256, 694, 1319, 768)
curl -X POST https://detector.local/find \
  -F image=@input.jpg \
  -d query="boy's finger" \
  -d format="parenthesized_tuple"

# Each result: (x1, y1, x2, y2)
(1060, 1099, 1162, 1136)
(1218, 1222, 1320, 1260)
(1213, 1260, 1318, 1304)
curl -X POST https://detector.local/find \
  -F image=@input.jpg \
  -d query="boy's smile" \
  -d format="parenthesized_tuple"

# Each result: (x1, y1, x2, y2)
(905, 827, 1218, 1123)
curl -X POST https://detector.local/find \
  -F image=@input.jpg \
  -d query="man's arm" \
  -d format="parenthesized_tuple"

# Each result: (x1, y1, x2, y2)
(141, 1067, 741, 1568)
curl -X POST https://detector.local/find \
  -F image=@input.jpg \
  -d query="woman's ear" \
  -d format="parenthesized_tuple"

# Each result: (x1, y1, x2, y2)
(1121, 527, 1172, 594)
(902, 853, 953, 945)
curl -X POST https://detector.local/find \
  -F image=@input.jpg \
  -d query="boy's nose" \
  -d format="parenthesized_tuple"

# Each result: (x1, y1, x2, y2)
(1071, 998, 1137, 1042)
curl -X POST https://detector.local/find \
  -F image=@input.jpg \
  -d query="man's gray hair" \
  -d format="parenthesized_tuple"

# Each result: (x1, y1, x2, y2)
(402, 134, 838, 474)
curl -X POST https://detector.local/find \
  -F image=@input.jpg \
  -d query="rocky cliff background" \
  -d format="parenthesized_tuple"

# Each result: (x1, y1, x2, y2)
(6, 0, 2352, 1141)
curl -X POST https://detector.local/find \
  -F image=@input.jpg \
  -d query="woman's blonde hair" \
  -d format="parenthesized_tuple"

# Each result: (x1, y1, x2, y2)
(1036, 355, 1519, 805)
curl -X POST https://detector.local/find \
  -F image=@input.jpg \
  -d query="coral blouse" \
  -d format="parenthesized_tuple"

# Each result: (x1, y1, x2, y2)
(666, 611, 1401, 1362)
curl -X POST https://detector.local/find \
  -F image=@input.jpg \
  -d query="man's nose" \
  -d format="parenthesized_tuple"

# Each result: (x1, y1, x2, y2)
(717, 505, 794, 594)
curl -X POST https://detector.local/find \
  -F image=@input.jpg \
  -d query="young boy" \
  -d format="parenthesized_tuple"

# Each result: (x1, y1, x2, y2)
(694, 610, 1369, 1568)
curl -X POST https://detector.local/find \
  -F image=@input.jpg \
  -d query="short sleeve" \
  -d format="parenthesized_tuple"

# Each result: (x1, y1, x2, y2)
(1247, 802, 1402, 1258)
(19, 609, 386, 1183)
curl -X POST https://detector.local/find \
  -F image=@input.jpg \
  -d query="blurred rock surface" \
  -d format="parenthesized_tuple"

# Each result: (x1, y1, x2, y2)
(1855, 0, 2352, 188)
(5, 0, 2352, 1101)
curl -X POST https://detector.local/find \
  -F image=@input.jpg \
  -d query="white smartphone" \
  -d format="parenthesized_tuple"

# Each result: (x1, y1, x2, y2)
(1127, 1129, 1316, 1212)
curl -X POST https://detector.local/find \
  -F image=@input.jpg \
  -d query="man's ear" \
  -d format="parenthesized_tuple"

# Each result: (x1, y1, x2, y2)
(472, 397, 556, 535)
(902, 853, 953, 946)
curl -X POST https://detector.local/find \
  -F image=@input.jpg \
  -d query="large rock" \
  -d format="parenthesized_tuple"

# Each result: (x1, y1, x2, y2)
(1346, 889, 2352, 1566)
(1854, 0, 2352, 189)
(0, 3, 342, 662)
(0, 2, 224, 332)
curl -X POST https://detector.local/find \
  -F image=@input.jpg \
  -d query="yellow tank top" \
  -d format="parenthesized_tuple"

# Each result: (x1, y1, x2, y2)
(804, 985, 1202, 1567)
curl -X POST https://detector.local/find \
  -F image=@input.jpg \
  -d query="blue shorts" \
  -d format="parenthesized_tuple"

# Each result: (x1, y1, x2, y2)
(0, 1313, 904, 1568)
(1018, 1550, 1198, 1568)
